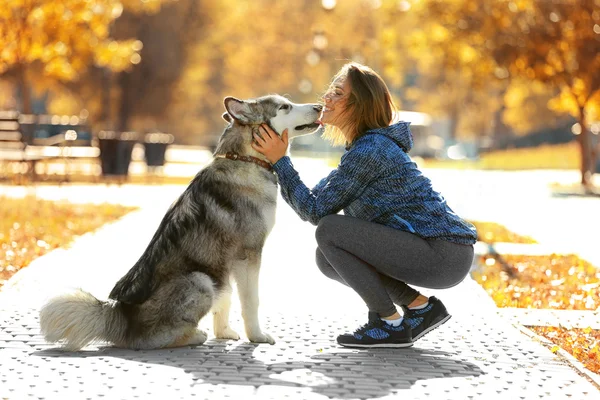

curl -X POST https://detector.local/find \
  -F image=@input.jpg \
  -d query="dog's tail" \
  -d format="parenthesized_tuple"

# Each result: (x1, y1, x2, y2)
(40, 290, 127, 351)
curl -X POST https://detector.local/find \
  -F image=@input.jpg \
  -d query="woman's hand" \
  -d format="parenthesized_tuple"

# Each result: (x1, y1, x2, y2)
(251, 124, 289, 164)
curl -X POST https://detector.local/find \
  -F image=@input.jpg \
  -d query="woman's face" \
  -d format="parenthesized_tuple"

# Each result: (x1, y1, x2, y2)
(321, 76, 350, 127)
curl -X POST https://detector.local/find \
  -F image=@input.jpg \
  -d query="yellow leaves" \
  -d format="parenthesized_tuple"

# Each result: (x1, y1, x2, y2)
(44, 58, 78, 80)
(89, 20, 110, 38)
(473, 253, 600, 310)
(430, 23, 449, 43)
(585, 92, 600, 123)
(502, 79, 566, 135)
(28, 42, 45, 60)
(531, 326, 600, 374)
(0, 196, 136, 288)
(458, 44, 478, 63)
(94, 40, 141, 71)
(121, 0, 165, 14)
(548, 87, 582, 117)
(504, 82, 528, 109)
(0, 0, 166, 81)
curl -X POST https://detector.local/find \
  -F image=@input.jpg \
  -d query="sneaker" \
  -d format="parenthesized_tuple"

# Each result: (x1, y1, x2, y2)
(336, 312, 413, 348)
(401, 296, 451, 341)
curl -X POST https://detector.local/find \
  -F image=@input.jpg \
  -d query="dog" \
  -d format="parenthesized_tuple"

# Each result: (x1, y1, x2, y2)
(39, 95, 324, 350)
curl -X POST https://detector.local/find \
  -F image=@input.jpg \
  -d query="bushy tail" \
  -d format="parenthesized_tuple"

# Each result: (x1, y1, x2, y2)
(40, 290, 127, 351)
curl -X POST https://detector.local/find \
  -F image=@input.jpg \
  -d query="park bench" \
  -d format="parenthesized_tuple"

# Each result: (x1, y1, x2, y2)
(0, 111, 98, 181)
(1, 111, 175, 183)
(0, 111, 48, 180)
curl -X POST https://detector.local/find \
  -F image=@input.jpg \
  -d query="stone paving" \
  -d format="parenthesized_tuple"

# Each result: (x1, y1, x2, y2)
(1, 160, 600, 399)
(1, 303, 597, 400)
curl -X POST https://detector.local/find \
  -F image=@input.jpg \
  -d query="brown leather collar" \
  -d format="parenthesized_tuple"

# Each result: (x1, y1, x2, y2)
(214, 152, 273, 172)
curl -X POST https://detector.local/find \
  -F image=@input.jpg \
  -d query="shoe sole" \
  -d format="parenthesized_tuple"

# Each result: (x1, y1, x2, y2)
(337, 342, 414, 349)
(413, 314, 452, 342)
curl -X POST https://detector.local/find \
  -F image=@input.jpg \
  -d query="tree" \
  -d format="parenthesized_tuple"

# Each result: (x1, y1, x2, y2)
(169, 0, 404, 145)
(424, 0, 600, 187)
(404, 0, 511, 144)
(503, 79, 568, 136)
(492, 0, 600, 187)
(0, 0, 143, 114)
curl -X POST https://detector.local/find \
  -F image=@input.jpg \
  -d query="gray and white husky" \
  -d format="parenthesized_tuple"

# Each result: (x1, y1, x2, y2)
(40, 95, 323, 350)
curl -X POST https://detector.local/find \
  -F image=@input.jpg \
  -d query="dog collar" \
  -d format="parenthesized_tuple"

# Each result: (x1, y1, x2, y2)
(215, 152, 273, 172)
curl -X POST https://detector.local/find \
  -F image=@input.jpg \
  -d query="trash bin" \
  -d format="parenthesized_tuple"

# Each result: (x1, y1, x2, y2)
(143, 132, 174, 167)
(97, 131, 139, 177)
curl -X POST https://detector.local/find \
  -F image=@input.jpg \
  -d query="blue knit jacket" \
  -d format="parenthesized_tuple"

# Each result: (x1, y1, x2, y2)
(272, 121, 477, 245)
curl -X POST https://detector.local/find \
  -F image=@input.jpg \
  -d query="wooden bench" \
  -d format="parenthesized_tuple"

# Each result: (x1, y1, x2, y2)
(0, 111, 48, 180)
(0, 111, 98, 182)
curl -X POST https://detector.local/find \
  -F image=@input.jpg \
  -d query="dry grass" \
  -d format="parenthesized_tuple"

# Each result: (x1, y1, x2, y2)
(479, 142, 579, 170)
(420, 142, 580, 170)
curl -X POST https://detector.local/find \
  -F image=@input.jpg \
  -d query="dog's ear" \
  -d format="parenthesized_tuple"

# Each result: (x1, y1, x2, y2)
(222, 112, 233, 124)
(224, 97, 253, 124)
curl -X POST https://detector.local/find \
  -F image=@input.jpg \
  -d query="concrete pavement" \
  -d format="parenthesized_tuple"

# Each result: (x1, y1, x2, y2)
(1, 159, 599, 399)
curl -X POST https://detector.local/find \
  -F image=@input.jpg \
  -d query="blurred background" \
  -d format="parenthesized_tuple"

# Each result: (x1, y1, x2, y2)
(1, 0, 599, 188)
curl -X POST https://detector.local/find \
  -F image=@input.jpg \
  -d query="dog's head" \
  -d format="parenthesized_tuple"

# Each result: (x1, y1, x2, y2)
(223, 95, 323, 138)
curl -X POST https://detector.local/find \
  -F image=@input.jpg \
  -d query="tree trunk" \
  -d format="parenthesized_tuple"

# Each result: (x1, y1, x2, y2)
(448, 105, 459, 142)
(117, 71, 132, 132)
(577, 109, 593, 188)
(18, 66, 32, 114)
(100, 69, 112, 128)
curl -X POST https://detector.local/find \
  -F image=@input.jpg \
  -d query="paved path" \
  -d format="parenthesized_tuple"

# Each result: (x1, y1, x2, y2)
(1, 160, 599, 399)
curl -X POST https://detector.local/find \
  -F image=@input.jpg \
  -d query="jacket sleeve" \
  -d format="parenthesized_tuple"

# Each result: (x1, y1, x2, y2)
(272, 147, 382, 225)
(310, 169, 337, 196)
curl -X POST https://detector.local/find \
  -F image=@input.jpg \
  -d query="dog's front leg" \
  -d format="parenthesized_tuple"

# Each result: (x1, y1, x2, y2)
(232, 254, 275, 345)
(212, 282, 240, 340)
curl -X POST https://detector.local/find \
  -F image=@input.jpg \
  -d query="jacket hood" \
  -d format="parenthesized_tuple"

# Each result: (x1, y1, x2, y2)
(366, 121, 413, 152)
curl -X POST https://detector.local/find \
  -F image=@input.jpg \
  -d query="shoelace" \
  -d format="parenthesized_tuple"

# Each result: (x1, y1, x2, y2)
(354, 320, 379, 334)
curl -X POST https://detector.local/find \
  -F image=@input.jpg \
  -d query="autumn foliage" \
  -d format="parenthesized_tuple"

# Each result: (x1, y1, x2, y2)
(1, 0, 599, 181)
(531, 326, 600, 374)
(473, 254, 599, 310)
(473, 251, 600, 375)
(0, 196, 136, 288)
(0, 0, 165, 114)
(471, 221, 599, 374)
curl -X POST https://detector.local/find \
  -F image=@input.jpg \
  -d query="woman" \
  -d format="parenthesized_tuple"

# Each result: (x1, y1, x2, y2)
(252, 62, 477, 348)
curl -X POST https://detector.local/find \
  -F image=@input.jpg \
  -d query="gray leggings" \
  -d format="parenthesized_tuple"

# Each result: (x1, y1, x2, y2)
(315, 214, 474, 317)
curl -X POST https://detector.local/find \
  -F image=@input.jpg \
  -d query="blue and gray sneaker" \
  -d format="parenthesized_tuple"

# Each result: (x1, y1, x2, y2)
(401, 296, 451, 341)
(336, 312, 413, 348)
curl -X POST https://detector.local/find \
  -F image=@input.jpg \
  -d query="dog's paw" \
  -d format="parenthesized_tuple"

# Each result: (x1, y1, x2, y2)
(215, 327, 240, 341)
(248, 332, 275, 345)
(190, 329, 208, 345)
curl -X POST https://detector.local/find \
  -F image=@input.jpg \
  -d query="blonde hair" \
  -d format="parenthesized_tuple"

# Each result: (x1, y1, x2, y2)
(322, 62, 396, 146)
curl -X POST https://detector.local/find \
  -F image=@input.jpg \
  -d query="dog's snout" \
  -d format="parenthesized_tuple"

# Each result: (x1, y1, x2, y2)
(313, 104, 323, 112)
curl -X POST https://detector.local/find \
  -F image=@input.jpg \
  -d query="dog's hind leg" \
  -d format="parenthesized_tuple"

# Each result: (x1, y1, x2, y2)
(134, 272, 215, 349)
(232, 253, 275, 345)
(166, 327, 208, 348)
(212, 282, 240, 340)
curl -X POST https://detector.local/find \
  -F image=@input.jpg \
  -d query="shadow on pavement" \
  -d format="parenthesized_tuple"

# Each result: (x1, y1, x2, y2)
(33, 340, 484, 399)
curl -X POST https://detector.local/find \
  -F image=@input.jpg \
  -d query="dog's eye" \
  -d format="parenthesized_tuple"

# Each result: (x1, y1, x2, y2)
(279, 104, 291, 111)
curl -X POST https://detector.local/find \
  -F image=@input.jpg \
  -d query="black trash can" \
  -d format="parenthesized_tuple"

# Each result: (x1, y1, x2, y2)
(143, 132, 174, 167)
(97, 131, 139, 177)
